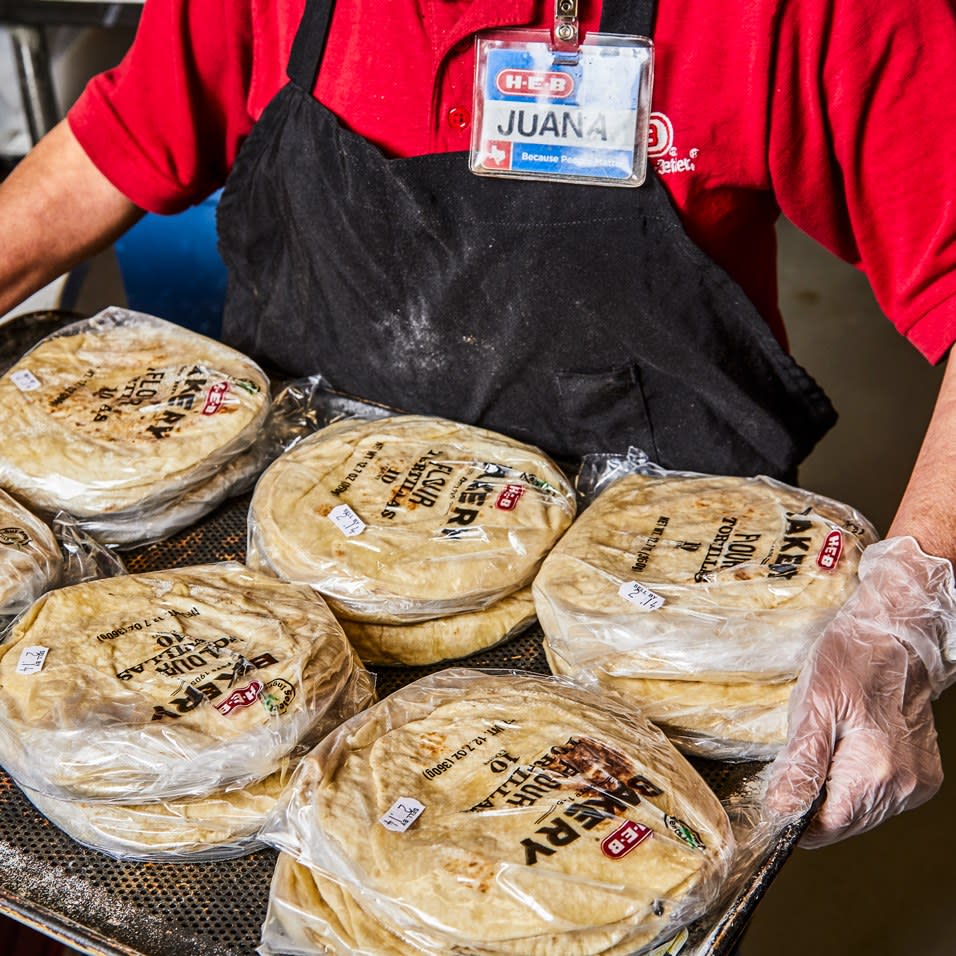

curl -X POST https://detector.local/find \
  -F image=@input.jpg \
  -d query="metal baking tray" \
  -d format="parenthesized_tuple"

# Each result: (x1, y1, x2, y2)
(0, 311, 811, 955)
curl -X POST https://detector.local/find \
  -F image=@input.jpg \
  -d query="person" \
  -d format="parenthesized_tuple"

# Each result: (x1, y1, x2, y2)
(1, 0, 955, 849)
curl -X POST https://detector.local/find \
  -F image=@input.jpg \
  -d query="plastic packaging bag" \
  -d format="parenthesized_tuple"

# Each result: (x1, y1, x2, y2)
(0, 488, 62, 620)
(0, 562, 374, 802)
(339, 586, 538, 667)
(1, 494, 126, 637)
(0, 307, 270, 547)
(259, 669, 735, 956)
(534, 449, 878, 759)
(248, 415, 576, 624)
(17, 762, 293, 863)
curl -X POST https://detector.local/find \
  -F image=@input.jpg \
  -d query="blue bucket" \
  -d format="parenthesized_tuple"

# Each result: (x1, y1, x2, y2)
(114, 190, 226, 339)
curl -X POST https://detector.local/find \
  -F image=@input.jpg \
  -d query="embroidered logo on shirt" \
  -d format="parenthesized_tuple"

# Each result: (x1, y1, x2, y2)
(647, 112, 700, 176)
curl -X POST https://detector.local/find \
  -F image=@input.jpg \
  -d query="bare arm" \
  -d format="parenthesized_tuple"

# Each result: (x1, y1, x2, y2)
(0, 119, 143, 316)
(889, 355, 956, 559)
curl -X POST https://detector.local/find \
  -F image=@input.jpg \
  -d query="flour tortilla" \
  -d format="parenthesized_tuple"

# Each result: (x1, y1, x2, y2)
(340, 587, 536, 666)
(78, 437, 266, 549)
(534, 473, 878, 682)
(0, 489, 61, 616)
(0, 562, 372, 801)
(21, 765, 290, 862)
(544, 644, 791, 762)
(263, 854, 411, 956)
(260, 670, 733, 956)
(0, 309, 269, 525)
(263, 854, 685, 956)
(249, 416, 575, 623)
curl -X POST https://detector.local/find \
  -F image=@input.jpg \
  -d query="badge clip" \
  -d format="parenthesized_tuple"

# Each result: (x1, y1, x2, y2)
(552, 0, 580, 55)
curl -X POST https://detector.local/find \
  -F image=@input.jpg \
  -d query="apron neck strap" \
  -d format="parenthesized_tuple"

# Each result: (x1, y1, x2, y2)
(600, 0, 656, 38)
(287, 0, 658, 91)
(287, 0, 334, 90)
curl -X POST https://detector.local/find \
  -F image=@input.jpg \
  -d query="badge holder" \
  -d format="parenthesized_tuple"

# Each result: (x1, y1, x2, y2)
(470, 0, 654, 187)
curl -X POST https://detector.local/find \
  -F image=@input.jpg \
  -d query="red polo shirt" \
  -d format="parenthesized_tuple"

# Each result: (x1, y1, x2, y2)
(68, 0, 956, 361)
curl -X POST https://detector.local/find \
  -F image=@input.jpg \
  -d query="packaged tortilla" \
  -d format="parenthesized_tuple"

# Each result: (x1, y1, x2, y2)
(0, 563, 373, 801)
(259, 669, 734, 956)
(248, 415, 575, 623)
(534, 458, 877, 759)
(19, 765, 290, 863)
(535, 469, 878, 683)
(339, 587, 537, 667)
(0, 489, 61, 619)
(544, 644, 792, 762)
(0, 308, 270, 546)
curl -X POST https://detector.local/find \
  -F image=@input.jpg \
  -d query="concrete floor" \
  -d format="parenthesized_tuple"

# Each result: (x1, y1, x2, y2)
(741, 221, 953, 955)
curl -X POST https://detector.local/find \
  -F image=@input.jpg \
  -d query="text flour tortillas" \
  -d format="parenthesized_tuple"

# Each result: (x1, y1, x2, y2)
(0, 563, 371, 801)
(249, 416, 575, 623)
(0, 309, 269, 538)
(535, 473, 878, 682)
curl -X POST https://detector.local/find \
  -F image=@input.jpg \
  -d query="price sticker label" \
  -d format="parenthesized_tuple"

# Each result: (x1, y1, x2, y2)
(380, 797, 425, 833)
(16, 646, 49, 675)
(11, 370, 41, 392)
(618, 580, 665, 611)
(328, 504, 366, 538)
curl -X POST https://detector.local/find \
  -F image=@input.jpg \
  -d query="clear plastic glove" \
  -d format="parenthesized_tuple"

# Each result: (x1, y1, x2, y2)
(766, 536, 956, 848)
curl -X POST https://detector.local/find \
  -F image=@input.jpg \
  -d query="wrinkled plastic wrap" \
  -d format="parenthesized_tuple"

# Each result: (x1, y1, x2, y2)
(0, 308, 270, 547)
(0, 494, 127, 637)
(257, 374, 397, 459)
(17, 762, 293, 863)
(248, 415, 576, 624)
(0, 488, 62, 619)
(544, 646, 792, 763)
(534, 450, 878, 760)
(340, 587, 538, 667)
(259, 669, 736, 956)
(0, 562, 374, 802)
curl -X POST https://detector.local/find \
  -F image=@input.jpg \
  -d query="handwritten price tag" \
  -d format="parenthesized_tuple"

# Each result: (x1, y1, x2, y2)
(328, 504, 367, 538)
(16, 646, 49, 675)
(11, 370, 41, 392)
(379, 798, 425, 833)
(618, 581, 665, 611)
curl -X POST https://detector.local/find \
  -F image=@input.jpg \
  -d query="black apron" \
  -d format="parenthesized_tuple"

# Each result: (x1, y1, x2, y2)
(217, 0, 836, 479)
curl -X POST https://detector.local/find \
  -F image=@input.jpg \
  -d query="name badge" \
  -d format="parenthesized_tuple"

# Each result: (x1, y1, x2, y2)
(470, 31, 653, 187)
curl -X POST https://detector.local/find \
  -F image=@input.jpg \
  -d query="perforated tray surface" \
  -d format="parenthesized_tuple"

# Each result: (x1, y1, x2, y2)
(0, 312, 808, 955)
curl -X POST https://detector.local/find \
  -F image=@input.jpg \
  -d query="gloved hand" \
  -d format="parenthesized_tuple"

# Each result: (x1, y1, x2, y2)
(765, 536, 956, 848)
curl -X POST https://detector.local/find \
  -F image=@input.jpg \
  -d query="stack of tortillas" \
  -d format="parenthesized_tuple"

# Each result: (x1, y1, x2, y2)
(258, 670, 734, 956)
(0, 489, 61, 622)
(0, 308, 270, 547)
(248, 416, 575, 665)
(535, 471, 878, 759)
(0, 563, 373, 860)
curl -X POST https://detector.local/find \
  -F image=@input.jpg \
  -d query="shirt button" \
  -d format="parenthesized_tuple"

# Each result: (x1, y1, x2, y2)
(447, 106, 471, 130)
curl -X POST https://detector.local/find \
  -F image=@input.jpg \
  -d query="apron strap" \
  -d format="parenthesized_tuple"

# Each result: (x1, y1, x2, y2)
(288, 0, 659, 91)
(600, 0, 656, 38)
(287, 0, 334, 90)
